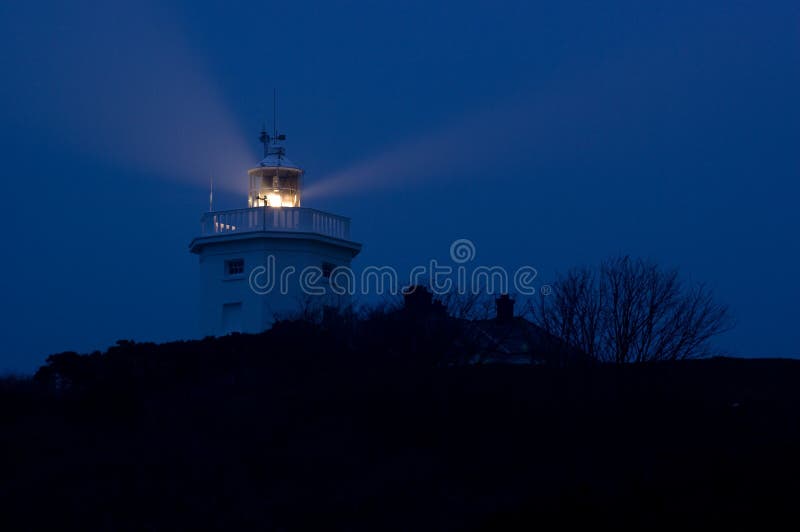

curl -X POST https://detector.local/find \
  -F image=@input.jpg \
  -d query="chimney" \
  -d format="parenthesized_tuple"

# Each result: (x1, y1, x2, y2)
(495, 294, 515, 322)
(403, 285, 447, 317)
(403, 285, 433, 312)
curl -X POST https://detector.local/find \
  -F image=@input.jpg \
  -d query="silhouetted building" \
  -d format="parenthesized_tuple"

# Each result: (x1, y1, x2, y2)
(396, 287, 586, 366)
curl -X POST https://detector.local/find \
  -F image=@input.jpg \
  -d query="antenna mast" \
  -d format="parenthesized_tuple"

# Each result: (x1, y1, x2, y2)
(257, 91, 287, 161)
(259, 123, 269, 157)
(273, 88, 278, 140)
(209, 172, 214, 212)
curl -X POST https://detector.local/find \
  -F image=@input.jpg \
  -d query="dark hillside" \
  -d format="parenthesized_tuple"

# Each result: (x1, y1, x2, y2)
(1, 321, 799, 530)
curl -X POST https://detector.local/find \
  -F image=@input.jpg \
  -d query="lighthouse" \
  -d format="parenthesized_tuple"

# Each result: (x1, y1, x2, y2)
(189, 128, 362, 336)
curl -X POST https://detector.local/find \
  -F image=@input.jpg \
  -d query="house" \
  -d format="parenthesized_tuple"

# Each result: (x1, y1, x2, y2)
(401, 287, 587, 366)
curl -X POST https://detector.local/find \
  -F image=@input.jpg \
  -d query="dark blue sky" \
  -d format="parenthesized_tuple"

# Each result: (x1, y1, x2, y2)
(1, 0, 798, 372)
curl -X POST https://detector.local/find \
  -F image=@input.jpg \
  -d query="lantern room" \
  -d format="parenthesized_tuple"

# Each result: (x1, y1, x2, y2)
(247, 128, 303, 208)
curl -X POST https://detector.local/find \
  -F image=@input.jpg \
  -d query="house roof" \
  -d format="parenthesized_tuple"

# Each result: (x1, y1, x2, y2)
(457, 317, 588, 366)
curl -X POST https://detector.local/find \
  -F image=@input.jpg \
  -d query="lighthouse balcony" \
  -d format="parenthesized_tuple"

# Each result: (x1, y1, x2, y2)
(199, 207, 352, 241)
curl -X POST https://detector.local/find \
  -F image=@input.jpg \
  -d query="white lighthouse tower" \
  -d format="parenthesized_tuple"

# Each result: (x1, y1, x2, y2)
(189, 127, 362, 336)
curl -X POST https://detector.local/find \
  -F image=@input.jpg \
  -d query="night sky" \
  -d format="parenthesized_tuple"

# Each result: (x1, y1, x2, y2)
(1, 0, 797, 372)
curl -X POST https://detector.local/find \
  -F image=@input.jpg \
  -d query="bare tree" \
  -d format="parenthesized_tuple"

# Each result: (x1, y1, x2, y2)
(529, 256, 732, 363)
(439, 291, 495, 320)
(528, 267, 605, 360)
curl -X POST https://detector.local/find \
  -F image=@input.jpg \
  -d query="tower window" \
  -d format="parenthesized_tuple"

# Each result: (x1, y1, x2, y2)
(225, 259, 244, 276)
(321, 262, 335, 278)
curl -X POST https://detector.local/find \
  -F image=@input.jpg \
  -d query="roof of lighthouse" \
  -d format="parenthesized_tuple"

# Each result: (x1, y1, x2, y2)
(258, 148, 301, 170)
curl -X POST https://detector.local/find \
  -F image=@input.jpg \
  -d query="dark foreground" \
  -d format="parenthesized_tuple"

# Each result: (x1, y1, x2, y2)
(1, 325, 798, 530)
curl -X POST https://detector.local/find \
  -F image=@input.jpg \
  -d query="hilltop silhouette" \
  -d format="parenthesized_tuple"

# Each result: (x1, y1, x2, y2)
(1, 288, 797, 530)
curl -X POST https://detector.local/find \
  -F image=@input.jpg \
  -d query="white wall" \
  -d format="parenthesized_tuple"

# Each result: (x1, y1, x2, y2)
(194, 234, 359, 336)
